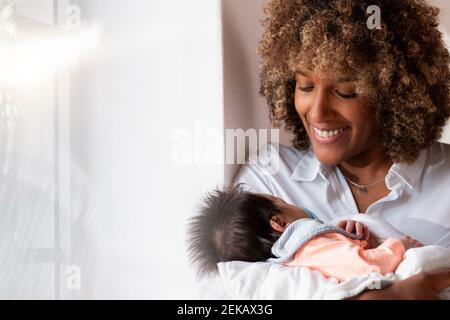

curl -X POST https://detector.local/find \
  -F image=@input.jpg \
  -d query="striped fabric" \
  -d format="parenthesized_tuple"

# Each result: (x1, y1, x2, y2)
(269, 218, 363, 263)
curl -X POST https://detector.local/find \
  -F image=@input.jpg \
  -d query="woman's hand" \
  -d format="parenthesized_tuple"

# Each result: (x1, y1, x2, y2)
(399, 236, 424, 250)
(351, 269, 450, 300)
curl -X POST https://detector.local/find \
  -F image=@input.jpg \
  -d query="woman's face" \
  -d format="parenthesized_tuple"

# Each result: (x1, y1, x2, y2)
(294, 70, 380, 165)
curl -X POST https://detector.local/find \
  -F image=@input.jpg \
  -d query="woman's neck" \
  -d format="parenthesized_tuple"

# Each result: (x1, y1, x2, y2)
(338, 146, 393, 185)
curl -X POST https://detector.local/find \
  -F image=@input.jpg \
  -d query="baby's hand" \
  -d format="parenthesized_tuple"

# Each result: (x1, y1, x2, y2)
(337, 220, 370, 241)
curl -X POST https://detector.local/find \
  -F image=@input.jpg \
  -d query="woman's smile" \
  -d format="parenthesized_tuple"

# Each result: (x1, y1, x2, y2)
(310, 124, 351, 145)
(293, 70, 379, 165)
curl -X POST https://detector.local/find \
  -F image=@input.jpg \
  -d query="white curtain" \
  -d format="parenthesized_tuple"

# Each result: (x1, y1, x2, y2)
(1, 0, 223, 299)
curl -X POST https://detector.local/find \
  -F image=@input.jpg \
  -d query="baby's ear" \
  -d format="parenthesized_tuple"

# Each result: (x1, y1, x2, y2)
(270, 214, 289, 233)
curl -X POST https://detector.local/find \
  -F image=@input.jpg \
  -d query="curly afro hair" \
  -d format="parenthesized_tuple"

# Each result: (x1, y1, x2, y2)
(258, 0, 450, 163)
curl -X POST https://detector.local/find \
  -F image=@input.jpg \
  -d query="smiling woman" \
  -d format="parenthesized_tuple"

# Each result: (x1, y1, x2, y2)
(293, 70, 377, 166)
(232, 0, 450, 300)
(259, 0, 450, 164)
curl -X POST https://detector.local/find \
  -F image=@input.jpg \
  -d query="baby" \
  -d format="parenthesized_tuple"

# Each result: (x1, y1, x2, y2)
(187, 184, 423, 282)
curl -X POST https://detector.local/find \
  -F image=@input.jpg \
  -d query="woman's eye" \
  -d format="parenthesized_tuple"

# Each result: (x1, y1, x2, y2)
(335, 90, 357, 99)
(298, 86, 314, 92)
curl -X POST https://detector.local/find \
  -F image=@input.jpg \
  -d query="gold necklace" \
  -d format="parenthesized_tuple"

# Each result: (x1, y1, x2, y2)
(343, 175, 386, 197)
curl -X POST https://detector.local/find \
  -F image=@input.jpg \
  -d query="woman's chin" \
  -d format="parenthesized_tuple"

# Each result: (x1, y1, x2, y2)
(313, 148, 346, 166)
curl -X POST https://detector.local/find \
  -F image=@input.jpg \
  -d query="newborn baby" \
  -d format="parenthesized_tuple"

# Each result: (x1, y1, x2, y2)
(187, 184, 422, 282)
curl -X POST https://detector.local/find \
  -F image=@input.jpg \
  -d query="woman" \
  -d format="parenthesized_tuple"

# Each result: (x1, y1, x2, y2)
(235, 0, 450, 299)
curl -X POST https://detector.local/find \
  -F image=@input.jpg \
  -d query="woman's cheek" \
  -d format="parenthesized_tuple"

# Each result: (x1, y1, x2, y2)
(294, 98, 308, 119)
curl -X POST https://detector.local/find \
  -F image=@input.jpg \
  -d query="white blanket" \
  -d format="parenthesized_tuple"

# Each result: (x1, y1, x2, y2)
(213, 215, 450, 300)
(217, 246, 450, 300)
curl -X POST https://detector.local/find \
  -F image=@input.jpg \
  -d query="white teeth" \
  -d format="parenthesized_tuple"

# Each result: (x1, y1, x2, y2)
(313, 127, 346, 138)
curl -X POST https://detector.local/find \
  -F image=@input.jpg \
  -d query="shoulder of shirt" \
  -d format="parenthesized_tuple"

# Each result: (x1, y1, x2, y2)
(425, 141, 450, 168)
(249, 142, 311, 169)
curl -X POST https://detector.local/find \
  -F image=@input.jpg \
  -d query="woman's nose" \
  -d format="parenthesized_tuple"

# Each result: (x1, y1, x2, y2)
(307, 89, 335, 123)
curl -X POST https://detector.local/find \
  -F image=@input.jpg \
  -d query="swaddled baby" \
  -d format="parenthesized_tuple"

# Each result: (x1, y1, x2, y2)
(187, 184, 423, 282)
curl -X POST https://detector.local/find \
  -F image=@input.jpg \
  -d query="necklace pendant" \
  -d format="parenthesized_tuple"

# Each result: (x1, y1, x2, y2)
(357, 186, 369, 197)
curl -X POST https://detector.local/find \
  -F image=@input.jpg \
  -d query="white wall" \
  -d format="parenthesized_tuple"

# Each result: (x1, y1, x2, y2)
(431, 0, 450, 143)
(222, 0, 293, 185)
(71, 0, 223, 299)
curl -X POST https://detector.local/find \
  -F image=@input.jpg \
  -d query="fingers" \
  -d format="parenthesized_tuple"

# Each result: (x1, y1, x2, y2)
(404, 236, 424, 248)
(363, 224, 370, 241)
(345, 220, 356, 234)
(355, 222, 362, 236)
(337, 220, 369, 239)
(355, 222, 363, 237)
(336, 220, 348, 229)
(425, 269, 450, 293)
(412, 237, 424, 247)
(412, 239, 424, 247)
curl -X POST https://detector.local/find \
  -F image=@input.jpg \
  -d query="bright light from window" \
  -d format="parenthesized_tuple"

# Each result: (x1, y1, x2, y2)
(0, 26, 101, 87)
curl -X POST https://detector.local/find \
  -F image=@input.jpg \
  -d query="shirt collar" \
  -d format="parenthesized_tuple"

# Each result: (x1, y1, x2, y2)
(388, 148, 427, 189)
(291, 149, 333, 182)
(291, 147, 428, 189)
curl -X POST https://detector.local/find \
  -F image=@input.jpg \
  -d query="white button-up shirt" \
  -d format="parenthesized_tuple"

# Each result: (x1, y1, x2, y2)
(235, 142, 450, 248)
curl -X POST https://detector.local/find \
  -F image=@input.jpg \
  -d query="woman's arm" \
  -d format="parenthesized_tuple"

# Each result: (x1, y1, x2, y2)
(350, 269, 450, 300)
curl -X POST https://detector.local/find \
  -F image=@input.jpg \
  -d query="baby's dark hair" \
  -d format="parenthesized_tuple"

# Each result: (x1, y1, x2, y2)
(186, 184, 282, 277)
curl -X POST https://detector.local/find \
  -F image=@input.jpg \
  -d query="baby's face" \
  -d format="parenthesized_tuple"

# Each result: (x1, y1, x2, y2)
(263, 194, 309, 224)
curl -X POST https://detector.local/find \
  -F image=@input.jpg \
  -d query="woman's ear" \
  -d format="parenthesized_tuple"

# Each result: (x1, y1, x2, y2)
(270, 214, 289, 233)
